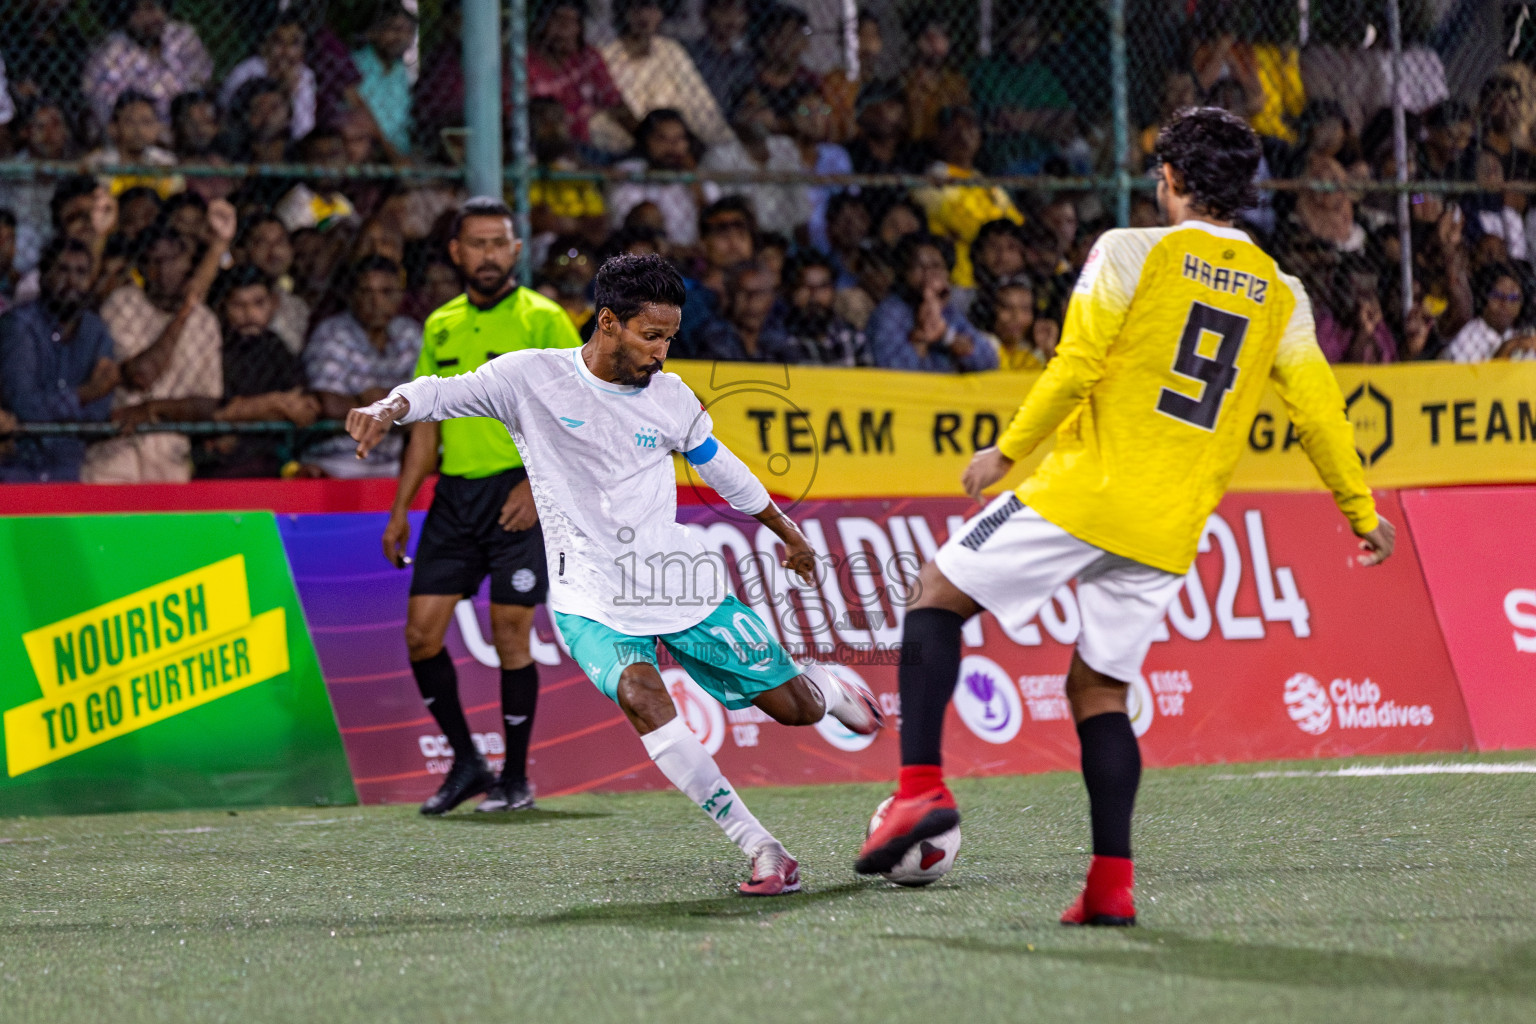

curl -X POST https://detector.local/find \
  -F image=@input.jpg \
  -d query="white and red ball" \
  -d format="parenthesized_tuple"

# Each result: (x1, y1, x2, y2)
(866, 797, 961, 887)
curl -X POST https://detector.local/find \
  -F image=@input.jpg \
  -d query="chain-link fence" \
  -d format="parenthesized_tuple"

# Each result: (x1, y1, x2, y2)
(1, 1, 1532, 482)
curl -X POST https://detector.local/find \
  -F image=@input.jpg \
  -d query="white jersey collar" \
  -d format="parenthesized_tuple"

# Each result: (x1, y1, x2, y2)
(1177, 219, 1253, 244)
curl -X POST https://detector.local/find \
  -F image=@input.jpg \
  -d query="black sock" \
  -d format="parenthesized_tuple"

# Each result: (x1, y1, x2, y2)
(410, 649, 476, 761)
(898, 608, 965, 766)
(499, 664, 539, 782)
(1077, 711, 1141, 859)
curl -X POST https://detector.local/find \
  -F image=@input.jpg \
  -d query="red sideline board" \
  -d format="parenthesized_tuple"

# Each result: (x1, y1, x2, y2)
(283, 490, 1475, 805)
(1401, 487, 1536, 751)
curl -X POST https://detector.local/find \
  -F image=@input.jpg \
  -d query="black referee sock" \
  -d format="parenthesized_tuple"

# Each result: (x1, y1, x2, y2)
(898, 608, 966, 767)
(499, 664, 539, 783)
(411, 649, 477, 762)
(1077, 711, 1141, 860)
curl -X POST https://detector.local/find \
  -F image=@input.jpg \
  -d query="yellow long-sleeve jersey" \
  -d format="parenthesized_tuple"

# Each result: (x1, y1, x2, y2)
(997, 220, 1379, 575)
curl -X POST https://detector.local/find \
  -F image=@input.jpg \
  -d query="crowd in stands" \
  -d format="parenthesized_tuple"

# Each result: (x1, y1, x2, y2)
(0, 0, 1534, 483)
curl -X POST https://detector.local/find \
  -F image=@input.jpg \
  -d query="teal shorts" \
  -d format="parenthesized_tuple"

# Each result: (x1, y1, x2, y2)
(553, 595, 801, 709)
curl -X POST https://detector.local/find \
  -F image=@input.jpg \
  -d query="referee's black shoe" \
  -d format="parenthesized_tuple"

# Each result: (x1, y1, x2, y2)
(475, 775, 536, 813)
(420, 756, 494, 816)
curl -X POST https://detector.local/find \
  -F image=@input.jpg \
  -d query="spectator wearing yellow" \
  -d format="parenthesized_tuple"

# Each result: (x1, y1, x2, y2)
(914, 106, 1024, 288)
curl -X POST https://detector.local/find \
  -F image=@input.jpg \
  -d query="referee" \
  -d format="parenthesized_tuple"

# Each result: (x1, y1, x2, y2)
(384, 197, 582, 815)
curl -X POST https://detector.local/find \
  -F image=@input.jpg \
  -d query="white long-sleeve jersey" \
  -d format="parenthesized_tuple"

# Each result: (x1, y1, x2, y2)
(390, 347, 770, 635)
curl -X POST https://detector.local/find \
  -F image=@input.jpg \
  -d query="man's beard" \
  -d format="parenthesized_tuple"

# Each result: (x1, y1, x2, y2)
(469, 263, 514, 295)
(612, 347, 663, 387)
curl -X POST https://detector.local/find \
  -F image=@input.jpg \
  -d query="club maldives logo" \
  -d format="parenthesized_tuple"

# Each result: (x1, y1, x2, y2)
(1283, 673, 1434, 735)
(663, 668, 726, 755)
(813, 664, 878, 752)
(1283, 673, 1333, 735)
(952, 655, 1023, 744)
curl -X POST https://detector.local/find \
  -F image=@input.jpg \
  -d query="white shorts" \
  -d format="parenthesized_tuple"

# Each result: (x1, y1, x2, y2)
(934, 493, 1184, 683)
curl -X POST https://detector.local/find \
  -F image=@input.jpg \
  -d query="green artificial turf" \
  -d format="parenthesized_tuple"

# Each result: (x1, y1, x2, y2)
(3, 753, 1535, 1023)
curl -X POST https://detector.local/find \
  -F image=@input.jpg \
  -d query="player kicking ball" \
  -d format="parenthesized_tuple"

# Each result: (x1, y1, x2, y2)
(856, 107, 1397, 924)
(348, 252, 883, 896)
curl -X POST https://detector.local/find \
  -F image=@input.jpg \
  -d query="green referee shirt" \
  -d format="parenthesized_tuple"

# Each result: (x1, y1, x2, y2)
(415, 287, 583, 478)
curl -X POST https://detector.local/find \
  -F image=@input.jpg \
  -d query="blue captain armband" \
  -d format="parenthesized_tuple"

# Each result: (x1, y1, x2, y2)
(684, 436, 720, 465)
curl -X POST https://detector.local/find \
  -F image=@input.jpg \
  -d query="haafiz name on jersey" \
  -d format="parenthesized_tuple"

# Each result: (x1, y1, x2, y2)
(1182, 253, 1269, 304)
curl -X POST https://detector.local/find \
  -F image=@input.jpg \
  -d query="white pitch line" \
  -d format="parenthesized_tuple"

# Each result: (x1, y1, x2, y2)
(1216, 762, 1536, 780)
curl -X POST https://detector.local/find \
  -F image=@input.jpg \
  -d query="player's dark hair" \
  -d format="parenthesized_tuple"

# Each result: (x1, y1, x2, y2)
(0, 208, 16, 231)
(593, 252, 686, 322)
(1153, 106, 1262, 221)
(450, 196, 515, 240)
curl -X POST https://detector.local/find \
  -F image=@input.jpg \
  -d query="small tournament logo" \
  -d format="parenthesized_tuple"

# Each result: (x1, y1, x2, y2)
(511, 568, 538, 593)
(1284, 672, 1334, 735)
(635, 427, 659, 449)
(663, 668, 726, 755)
(952, 655, 1023, 744)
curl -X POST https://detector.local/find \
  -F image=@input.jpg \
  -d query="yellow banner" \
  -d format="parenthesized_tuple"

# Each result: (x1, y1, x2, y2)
(669, 360, 1536, 498)
(22, 555, 251, 697)
(4, 608, 288, 777)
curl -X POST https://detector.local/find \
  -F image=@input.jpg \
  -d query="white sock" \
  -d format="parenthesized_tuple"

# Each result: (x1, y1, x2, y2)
(797, 662, 840, 718)
(640, 717, 775, 855)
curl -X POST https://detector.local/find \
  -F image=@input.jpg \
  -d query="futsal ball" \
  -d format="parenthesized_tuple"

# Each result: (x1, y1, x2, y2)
(866, 797, 961, 886)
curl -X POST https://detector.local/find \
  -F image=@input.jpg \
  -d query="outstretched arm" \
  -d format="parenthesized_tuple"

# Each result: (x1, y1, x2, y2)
(1270, 289, 1395, 566)
(346, 360, 516, 459)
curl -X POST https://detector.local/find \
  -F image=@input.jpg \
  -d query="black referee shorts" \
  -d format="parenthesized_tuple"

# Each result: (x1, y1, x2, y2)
(410, 468, 549, 606)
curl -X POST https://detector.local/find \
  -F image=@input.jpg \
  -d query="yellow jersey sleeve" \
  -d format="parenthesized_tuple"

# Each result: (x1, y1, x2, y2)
(1268, 277, 1379, 534)
(996, 230, 1143, 462)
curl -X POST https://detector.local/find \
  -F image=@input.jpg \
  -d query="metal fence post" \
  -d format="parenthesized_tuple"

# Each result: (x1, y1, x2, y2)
(1110, 0, 1131, 227)
(509, 0, 534, 286)
(463, 0, 503, 199)
(1388, 0, 1414, 324)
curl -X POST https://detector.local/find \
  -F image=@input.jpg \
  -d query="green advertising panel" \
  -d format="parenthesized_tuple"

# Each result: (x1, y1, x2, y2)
(0, 512, 356, 816)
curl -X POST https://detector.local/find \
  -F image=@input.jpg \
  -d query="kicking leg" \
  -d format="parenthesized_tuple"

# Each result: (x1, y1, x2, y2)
(406, 594, 493, 815)
(1059, 652, 1138, 926)
(751, 665, 885, 735)
(855, 560, 979, 875)
(617, 664, 800, 896)
(476, 602, 538, 812)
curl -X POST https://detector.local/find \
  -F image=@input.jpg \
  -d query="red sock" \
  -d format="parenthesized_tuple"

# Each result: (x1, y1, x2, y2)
(896, 764, 945, 799)
(1085, 855, 1136, 917)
